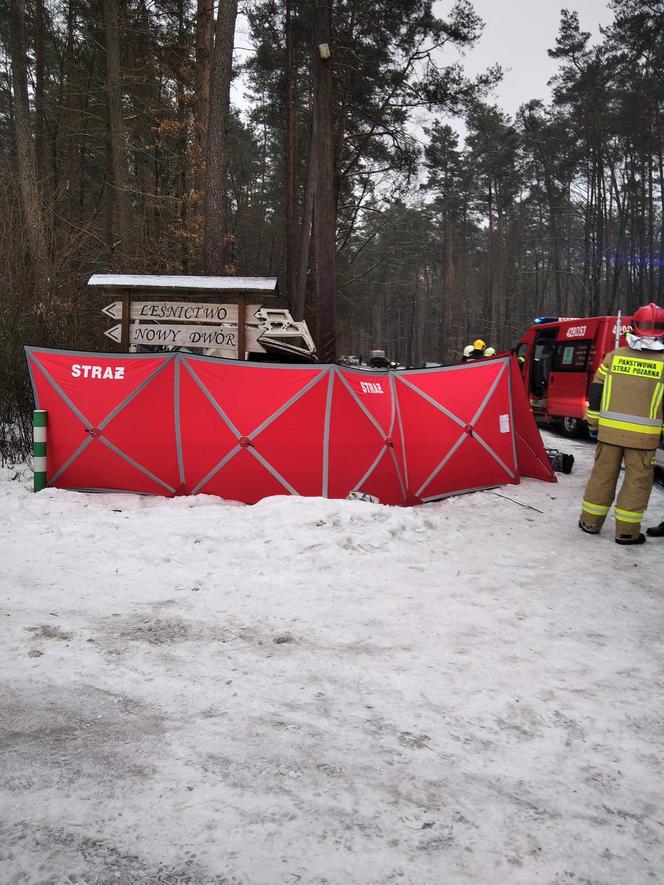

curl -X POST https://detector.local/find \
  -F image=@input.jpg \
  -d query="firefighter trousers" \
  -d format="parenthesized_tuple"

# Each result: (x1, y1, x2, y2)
(580, 442, 656, 539)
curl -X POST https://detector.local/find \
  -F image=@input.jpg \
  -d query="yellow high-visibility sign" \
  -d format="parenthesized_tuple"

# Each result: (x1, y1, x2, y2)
(611, 355, 663, 379)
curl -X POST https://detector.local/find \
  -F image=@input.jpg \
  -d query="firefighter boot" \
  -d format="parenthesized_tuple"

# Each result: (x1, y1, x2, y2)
(646, 521, 664, 537)
(578, 519, 600, 535)
(616, 533, 647, 545)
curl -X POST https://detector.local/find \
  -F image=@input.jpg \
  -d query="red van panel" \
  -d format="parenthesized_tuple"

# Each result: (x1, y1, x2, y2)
(516, 315, 633, 429)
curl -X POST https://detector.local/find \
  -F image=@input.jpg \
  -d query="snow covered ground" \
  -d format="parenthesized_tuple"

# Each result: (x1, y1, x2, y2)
(1, 430, 663, 885)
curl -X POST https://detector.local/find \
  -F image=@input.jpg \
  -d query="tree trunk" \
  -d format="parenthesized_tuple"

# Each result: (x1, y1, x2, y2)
(333, 0, 356, 197)
(35, 0, 50, 193)
(65, 0, 81, 227)
(194, 0, 214, 193)
(203, 0, 238, 275)
(293, 112, 318, 320)
(488, 179, 498, 337)
(442, 213, 454, 361)
(9, 0, 51, 312)
(285, 0, 298, 306)
(103, 0, 133, 254)
(412, 268, 422, 366)
(176, 0, 189, 270)
(134, 0, 161, 238)
(312, 2, 336, 363)
(540, 160, 562, 315)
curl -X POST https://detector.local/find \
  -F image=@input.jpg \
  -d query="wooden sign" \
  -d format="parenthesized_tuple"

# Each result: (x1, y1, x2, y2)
(102, 301, 261, 324)
(104, 323, 264, 351)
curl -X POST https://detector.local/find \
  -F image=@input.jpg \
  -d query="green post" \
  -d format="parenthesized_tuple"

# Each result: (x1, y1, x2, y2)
(33, 410, 47, 492)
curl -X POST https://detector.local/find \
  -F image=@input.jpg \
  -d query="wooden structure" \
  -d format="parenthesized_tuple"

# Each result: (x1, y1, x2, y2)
(88, 274, 279, 360)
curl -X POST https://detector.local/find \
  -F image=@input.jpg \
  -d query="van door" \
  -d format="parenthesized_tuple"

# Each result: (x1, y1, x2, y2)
(547, 339, 592, 422)
(530, 327, 559, 408)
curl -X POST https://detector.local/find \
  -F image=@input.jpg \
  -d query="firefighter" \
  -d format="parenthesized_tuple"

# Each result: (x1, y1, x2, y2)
(579, 302, 664, 545)
(462, 339, 486, 362)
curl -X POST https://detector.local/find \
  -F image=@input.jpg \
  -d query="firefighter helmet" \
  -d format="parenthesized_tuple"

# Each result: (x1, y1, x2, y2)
(463, 345, 475, 358)
(633, 303, 664, 338)
(484, 346, 496, 357)
(473, 339, 486, 351)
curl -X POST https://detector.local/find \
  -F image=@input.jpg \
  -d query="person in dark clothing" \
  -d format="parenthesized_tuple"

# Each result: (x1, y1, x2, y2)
(368, 349, 389, 368)
(646, 466, 664, 535)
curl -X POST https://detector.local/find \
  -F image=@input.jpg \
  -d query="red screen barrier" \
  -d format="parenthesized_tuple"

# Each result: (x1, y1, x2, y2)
(26, 348, 555, 503)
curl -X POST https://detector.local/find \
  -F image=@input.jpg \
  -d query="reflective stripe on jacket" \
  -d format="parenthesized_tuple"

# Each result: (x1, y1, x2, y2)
(585, 346, 664, 449)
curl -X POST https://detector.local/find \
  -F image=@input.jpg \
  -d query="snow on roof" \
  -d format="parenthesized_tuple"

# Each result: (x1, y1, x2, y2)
(87, 274, 279, 294)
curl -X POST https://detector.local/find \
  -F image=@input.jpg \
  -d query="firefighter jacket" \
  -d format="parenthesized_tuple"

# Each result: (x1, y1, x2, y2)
(585, 345, 664, 449)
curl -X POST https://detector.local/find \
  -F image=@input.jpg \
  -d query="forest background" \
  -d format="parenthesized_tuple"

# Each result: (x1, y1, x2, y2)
(1, 0, 663, 457)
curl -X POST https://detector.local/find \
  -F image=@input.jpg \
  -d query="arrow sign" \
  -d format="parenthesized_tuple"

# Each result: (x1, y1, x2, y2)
(102, 303, 121, 320)
(102, 301, 261, 323)
(105, 323, 264, 352)
(104, 324, 122, 343)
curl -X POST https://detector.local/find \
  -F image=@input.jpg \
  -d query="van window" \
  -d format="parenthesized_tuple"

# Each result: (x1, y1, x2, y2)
(554, 341, 590, 372)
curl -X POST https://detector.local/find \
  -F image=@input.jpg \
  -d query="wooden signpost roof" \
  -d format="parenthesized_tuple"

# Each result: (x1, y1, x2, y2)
(87, 274, 279, 295)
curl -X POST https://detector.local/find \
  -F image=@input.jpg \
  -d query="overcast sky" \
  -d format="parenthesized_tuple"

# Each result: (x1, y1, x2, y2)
(444, 0, 616, 116)
(233, 1, 617, 140)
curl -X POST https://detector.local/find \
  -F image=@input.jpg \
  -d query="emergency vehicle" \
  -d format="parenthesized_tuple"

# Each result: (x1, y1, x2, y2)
(515, 314, 632, 438)
(516, 315, 664, 470)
